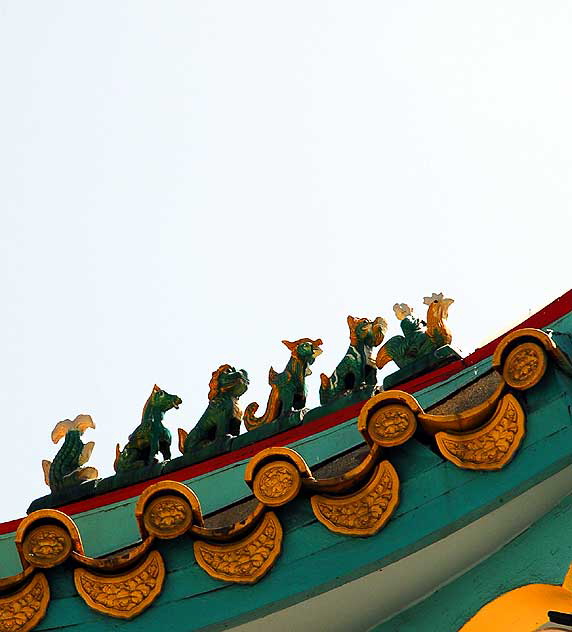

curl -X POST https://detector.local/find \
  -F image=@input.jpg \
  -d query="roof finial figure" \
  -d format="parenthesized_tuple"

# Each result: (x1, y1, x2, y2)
(376, 292, 454, 370)
(42, 414, 98, 492)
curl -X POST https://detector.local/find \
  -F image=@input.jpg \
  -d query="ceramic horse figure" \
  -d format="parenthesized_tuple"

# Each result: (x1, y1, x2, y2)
(114, 385, 182, 472)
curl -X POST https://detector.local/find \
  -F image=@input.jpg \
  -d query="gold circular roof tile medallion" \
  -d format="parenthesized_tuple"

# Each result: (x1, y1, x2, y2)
(503, 341, 547, 390)
(253, 460, 302, 507)
(143, 494, 193, 539)
(22, 523, 73, 568)
(367, 403, 417, 447)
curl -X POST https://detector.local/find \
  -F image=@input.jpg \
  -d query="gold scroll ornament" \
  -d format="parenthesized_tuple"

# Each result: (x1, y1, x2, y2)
(311, 461, 400, 536)
(15, 510, 83, 570)
(21, 524, 72, 569)
(143, 494, 193, 539)
(502, 341, 547, 390)
(245, 446, 311, 507)
(74, 550, 165, 619)
(0, 573, 49, 632)
(135, 480, 204, 540)
(193, 511, 283, 584)
(252, 461, 302, 506)
(435, 394, 525, 470)
(358, 391, 420, 448)
(367, 404, 416, 447)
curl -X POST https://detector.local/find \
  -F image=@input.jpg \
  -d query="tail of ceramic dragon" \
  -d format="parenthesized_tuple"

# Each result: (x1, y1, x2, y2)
(114, 444, 121, 471)
(319, 372, 339, 406)
(320, 373, 331, 394)
(375, 346, 393, 370)
(178, 428, 188, 454)
(243, 368, 282, 431)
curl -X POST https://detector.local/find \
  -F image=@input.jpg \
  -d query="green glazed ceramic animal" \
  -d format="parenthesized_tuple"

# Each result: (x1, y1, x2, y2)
(114, 385, 182, 472)
(42, 414, 98, 492)
(244, 338, 323, 430)
(178, 364, 249, 454)
(320, 315, 387, 405)
(376, 293, 454, 370)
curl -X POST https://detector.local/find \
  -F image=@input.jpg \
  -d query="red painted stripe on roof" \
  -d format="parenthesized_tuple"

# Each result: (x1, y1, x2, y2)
(1, 289, 570, 535)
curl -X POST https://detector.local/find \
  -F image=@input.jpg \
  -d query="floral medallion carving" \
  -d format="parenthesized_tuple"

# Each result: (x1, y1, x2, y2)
(143, 494, 193, 539)
(252, 461, 301, 506)
(74, 550, 165, 619)
(435, 394, 526, 470)
(311, 461, 400, 536)
(503, 341, 547, 390)
(22, 524, 72, 568)
(367, 403, 417, 447)
(193, 512, 283, 583)
(0, 573, 49, 632)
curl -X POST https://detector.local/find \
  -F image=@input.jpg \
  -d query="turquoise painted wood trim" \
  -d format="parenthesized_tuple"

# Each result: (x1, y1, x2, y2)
(2, 362, 487, 568)
(550, 311, 572, 359)
(374, 486, 572, 631)
(29, 373, 572, 631)
(3, 314, 571, 577)
(0, 358, 500, 571)
(0, 416, 366, 574)
(415, 355, 491, 409)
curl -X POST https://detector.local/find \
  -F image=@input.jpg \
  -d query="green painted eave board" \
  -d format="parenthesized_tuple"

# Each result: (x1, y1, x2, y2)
(1, 313, 570, 578)
(28, 368, 572, 631)
(0, 350, 493, 570)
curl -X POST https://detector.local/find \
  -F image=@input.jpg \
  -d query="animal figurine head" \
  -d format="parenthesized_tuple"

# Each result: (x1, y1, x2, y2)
(423, 292, 454, 345)
(144, 384, 182, 414)
(282, 338, 323, 368)
(208, 364, 250, 400)
(393, 303, 413, 321)
(423, 292, 454, 317)
(347, 316, 387, 348)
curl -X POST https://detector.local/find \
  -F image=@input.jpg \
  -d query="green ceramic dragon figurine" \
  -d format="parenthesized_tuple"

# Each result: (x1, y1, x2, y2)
(319, 315, 387, 405)
(178, 364, 250, 454)
(42, 415, 98, 492)
(244, 338, 323, 430)
(114, 385, 182, 472)
(376, 293, 454, 370)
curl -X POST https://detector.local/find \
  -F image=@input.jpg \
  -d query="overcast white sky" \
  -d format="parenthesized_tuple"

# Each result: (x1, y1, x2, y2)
(1, 1, 571, 521)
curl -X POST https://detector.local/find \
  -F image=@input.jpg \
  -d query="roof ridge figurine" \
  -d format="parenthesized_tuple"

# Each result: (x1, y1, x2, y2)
(114, 385, 182, 472)
(38, 295, 456, 490)
(243, 338, 323, 430)
(319, 316, 387, 405)
(376, 292, 454, 370)
(42, 414, 98, 492)
(178, 364, 249, 455)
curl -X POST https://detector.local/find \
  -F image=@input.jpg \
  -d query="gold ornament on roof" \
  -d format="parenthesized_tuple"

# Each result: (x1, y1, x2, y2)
(358, 390, 421, 447)
(368, 403, 417, 447)
(22, 524, 72, 569)
(311, 461, 400, 536)
(252, 461, 302, 506)
(74, 550, 165, 619)
(0, 573, 49, 632)
(503, 341, 548, 390)
(143, 494, 193, 539)
(193, 512, 283, 584)
(436, 394, 525, 470)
